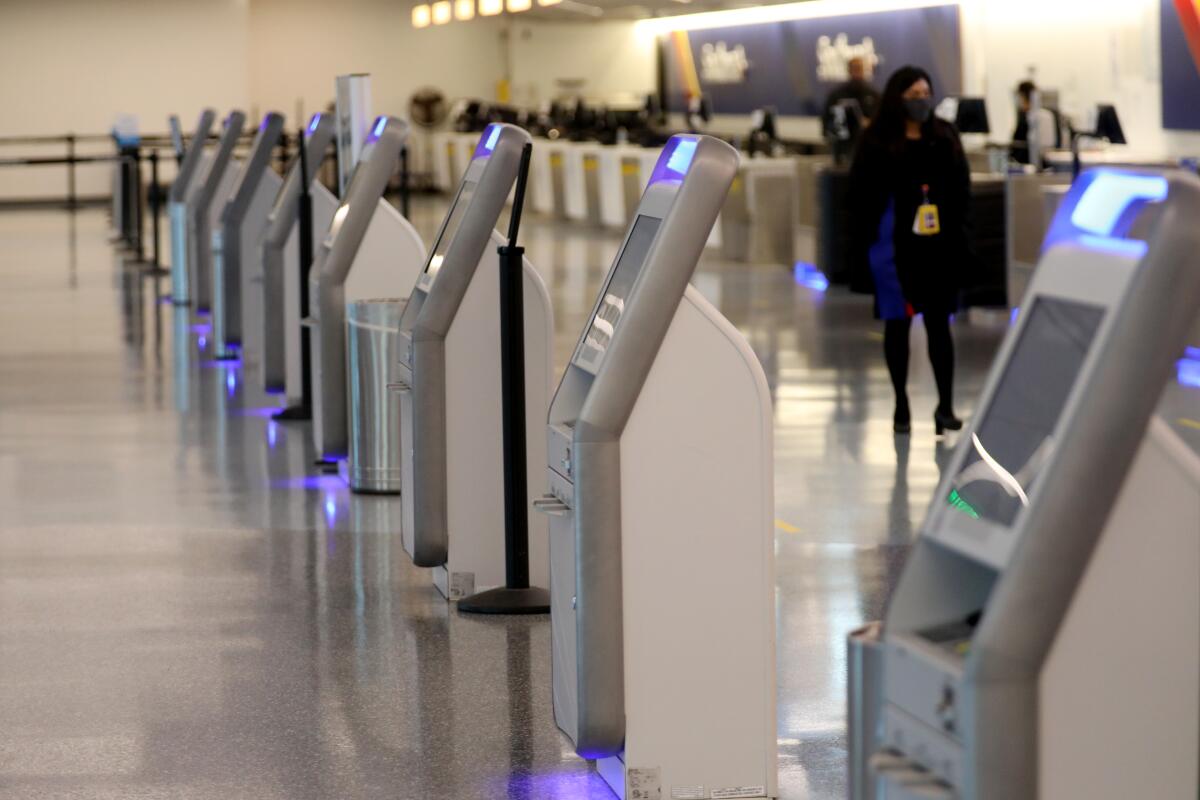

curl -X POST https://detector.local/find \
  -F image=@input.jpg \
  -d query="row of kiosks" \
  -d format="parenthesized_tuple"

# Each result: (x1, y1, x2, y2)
(168, 108, 215, 302)
(536, 135, 778, 800)
(851, 169, 1200, 799)
(396, 122, 554, 600)
(260, 114, 338, 399)
(212, 112, 284, 360)
(177, 111, 246, 309)
(308, 115, 426, 464)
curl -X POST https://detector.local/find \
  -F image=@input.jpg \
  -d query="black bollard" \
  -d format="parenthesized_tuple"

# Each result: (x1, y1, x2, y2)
(458, 142, 549, 616)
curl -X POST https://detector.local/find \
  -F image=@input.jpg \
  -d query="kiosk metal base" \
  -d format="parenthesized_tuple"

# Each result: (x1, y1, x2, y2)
(272, 404, 311, 422)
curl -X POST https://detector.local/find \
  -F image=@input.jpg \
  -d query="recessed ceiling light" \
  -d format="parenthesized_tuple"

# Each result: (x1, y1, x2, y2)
(411, 4, 432, 26)
(432, 0, 452, 22)
(508, 0, 532, 11)
(480, 0, 503, 15)
(455, 0, 475, 18)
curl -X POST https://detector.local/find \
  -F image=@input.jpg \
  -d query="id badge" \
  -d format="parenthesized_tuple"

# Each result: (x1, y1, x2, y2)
(912, 184, 941, 236)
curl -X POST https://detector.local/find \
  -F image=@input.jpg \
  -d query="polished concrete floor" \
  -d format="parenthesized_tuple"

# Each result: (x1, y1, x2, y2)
(0, 202, 1196, 799)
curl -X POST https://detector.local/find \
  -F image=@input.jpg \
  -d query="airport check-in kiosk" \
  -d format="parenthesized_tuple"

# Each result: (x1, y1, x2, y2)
(169, 109, 215, 304)
(260, 114, 337, 397)
(852, 169, 1200, 799)
(535, 135, 778, 799)
(212, 112, 284, 359)
(178, 111, 246, 309)
(396, 123, 554, 600)
(309, 116, 426, 462)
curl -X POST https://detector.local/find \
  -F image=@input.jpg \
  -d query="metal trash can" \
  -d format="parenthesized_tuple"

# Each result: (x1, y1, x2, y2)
(346, 298, 405, 494)
(848, 621, 885, 800)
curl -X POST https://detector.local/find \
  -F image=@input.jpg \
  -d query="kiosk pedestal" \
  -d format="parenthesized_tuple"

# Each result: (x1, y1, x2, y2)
(538, 135, 777, 800)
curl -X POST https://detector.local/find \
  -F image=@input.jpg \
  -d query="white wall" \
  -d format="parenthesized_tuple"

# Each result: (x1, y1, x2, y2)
(0, 0, 250, 200)
(960, 0, 1200, 158)
(507, 20, 656, 108)
(247, 0, 507, 127)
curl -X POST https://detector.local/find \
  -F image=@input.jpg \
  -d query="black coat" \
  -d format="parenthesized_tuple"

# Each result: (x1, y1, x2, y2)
(849, 120, 973, 318)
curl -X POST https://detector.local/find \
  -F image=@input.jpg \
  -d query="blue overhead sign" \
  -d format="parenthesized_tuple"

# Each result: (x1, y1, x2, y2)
(660, 4, 963, 116)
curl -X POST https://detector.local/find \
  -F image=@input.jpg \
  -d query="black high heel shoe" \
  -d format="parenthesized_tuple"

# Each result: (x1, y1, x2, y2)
(934, 409, 963, 436)
(894, 405, 912, 435)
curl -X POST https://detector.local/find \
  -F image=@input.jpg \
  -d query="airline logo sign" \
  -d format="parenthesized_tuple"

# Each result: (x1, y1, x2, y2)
(1163, 0, 1200, 129)
(660, 4, 961, 116)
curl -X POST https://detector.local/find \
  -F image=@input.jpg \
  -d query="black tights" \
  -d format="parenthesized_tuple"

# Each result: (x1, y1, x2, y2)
(884, 314, 955, 416)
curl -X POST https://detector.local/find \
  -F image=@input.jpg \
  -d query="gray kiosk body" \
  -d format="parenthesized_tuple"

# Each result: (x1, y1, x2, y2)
(398, 122, 530, 569)
(260, 113, 336, 394)
(180, 111, 246, 309)
(168, 109, 215, 303)
(309, 115, 409, 461)
(537, 135, 778, 798)
(213, 112, 284, 359)
(854, 168, 1200, 799)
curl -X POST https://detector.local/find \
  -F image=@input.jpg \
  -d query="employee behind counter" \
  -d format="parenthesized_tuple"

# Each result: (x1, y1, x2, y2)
(822, 56, 882, 139)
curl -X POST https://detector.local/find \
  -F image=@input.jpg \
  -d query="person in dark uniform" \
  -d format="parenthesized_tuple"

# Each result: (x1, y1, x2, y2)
(822, 57, 881, 139)
(849, 65, 971, 436)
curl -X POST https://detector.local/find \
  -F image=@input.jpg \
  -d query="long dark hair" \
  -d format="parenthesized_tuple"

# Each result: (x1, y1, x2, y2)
(862, 65, 948, 152)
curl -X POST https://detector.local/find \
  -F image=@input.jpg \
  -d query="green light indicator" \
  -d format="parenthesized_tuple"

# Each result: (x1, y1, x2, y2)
(947, 489, 980, 520)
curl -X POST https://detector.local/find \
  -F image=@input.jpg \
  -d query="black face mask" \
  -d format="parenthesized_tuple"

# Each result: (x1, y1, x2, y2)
(905, 97, 932, 124)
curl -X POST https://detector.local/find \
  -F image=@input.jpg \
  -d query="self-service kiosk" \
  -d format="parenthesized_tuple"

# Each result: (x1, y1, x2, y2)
(176, 111, 246, 309)
(169, 109, 215, 303)
(535, 135, 777, 800)
(260, 114, 338, 398)
(212, 112, 284, 359)
(849, 168, 1200, 799)
(396, 123, 554, 601)
(309, 116, 425, 462)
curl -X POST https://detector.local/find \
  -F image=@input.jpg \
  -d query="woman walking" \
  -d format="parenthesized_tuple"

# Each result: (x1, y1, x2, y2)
(850, 65, 971, 435)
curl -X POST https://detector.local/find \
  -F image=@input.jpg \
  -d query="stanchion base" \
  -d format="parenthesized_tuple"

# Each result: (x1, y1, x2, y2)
(273, 405, 311, 422)
(138, 265, 170, 278)
(458, 586, 550, 615)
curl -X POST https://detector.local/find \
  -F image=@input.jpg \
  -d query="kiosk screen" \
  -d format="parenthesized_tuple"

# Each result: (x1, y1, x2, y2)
(425, 181, 477, 280)
(572, 214, 661, 373)
(946, 297, 1104, 526)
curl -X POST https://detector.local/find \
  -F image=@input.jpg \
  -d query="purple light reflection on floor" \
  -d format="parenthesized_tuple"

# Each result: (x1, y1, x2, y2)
(793, 261, 829, 292)
(235, 406, 286, 418)
(270, 475, 345, 491)
(489, 769, 609, 799)
(190, 323, 211, 334)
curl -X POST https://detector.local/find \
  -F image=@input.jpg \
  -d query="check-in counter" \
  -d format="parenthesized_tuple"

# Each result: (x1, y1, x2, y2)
(1005, 171, 1071, 307)
(795, 154, 831, 230)
(543, 139, 587, 221)
(720, 155, 798, 266)
(529, 141, 554, 215)
(430, 131, 454, 192)
(1043, 148, 1179, 174)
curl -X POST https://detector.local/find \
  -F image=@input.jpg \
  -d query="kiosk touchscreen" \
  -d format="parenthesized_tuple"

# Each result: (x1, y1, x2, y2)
(309, 115, 425, 463)
(176, 111, 246, 309)
(260, 113, 337, 397)
(396, 122, 554, 601)
(851, 168, 1200, 799)
(212, 111, 284, 360)
(169, 109, 215, 304)
(534, 135, 778, 800)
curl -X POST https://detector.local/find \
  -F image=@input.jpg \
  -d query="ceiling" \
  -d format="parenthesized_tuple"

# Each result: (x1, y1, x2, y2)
(516, 0, 808, 22)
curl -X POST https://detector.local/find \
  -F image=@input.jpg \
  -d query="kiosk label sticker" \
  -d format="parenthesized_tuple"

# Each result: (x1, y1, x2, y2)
(711, 787, 766, 799)
(628, 767, 661, 799)
(670, 786, 705, 799)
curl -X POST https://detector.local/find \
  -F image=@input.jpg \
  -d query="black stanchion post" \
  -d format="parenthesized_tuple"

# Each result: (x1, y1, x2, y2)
(133, 146, 145, 261)
(400, 145, 411, 220)
(459, 142, 549, 616)
(66, 133, 76, 211)
(149, 150, 162, 270)
(275, 126, 315, 422)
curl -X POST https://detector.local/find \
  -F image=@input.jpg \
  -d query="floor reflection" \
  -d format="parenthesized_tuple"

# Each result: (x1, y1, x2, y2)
(3, 204, 1192, 799)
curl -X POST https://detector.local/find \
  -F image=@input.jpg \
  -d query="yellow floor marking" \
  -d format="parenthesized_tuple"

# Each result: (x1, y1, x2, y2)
(1178, 418, 1200, 430)
(775, 519, 803, 534)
